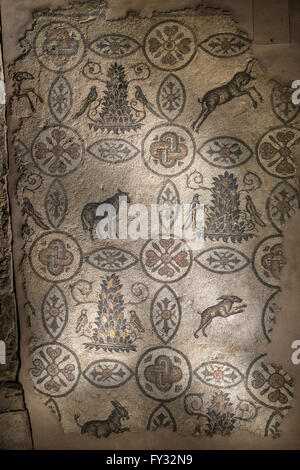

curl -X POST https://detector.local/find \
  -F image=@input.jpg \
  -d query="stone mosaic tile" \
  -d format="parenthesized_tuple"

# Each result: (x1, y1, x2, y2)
(9, 2, 300, 440)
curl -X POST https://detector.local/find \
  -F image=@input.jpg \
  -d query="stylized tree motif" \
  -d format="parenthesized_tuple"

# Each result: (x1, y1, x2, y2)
(94, 62, 141, 134)
(205, 171, 251, 242)
(84, 273, 136, 352)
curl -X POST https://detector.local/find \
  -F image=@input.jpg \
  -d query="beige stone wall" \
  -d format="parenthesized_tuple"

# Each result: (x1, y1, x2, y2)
(0, 42, 32, 449)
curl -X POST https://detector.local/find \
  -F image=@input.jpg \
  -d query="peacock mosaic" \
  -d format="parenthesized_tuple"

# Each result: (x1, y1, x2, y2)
(10, 3, 300, 439)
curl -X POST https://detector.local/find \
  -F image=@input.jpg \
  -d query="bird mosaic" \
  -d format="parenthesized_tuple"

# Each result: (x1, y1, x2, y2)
(244, 195, 266, 228)
(74, 85, 98, 118)
(129, 310, 145, 334)
(23, 197, 49, 230)
(75, 309, 88, 334)
(135, 85, 162, 119)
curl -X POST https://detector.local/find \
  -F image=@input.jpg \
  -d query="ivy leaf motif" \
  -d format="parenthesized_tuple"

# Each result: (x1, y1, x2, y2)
(150, 285, 181, 344)
(198, 137, 253, 169)
(89, 34, 141, 58)
(83, 360, 133, 388)
(266, 181, 299, 233)
(85, 247, 138, 272)
(200, 33, 251, 58)
(45, 179, 68, 229)
(87, 139, 139, 164)
(262, 291, 280, 342)
(194, 247, 250, 274)
(157, 73, 186, 122)
(45, 398, 61, 422)
(48, 75, 72, 122)
(42, 285, 68, 340)
(194, 361, 243, 388)
(147, 404, 176, 431)
(157, 179, 181, 230)
(271, 83, 300, 124)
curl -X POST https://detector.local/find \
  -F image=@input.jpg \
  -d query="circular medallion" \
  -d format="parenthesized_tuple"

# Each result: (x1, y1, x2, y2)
(142, 123, 195, 177)
(252, 235, 285, 288)
(262, 290, 281, 342)
(140, 238, 192, 283)
(245, 354, 294, 410)
(29, 231, 83, 283)
(256, 126, 300, 179)
(143, 20, 197, 71)
(136, 346, 192, 402)
(31, 125, 84, 177)
(30, 342, 80, 397)
(34, 21, 85, 72)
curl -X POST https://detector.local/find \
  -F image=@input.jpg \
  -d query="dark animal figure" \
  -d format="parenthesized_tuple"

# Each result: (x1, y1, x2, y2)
(192, 59, 263, 132)
(81, 189, 130, 241)
(13, 72, 43, 112)
(74, 400, 130, 439)
(194, 295, 247, 338)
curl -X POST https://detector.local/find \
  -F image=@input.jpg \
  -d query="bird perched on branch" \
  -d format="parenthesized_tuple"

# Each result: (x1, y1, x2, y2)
(23, 197, 49, 230)
(75, 86, 98, 118)
(129, 310, 145, 334)
(245, 195, 265, 227)
(75, 309, 88, 334)
(135, 86, 162, 119)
